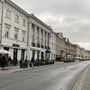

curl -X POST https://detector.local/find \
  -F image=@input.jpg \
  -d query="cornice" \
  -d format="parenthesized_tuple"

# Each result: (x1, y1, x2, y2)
(5, 0, 30, 17)
(29, 14, 53, 32)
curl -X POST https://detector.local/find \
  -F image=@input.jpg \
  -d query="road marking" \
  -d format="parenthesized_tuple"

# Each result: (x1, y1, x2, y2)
(72, 65, 89, 90)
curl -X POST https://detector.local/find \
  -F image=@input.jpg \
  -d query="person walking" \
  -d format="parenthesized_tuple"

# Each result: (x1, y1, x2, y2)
(31, 57, 35, 67)
(1, 54, 6, 68)
(8, 56, 12, 67)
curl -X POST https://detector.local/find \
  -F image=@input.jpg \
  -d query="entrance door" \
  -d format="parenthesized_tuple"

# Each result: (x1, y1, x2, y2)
(21, 50, 25, 60)
(32, 50, 35, 60)
(13, 49, 18, 60)
(41, 52, 44, 60)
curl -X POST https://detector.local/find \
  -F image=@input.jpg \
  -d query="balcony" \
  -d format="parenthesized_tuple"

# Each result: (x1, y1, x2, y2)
(32, 42, 35, 47)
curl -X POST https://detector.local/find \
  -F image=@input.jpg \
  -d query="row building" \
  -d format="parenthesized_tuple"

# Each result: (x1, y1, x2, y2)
(0, 0, 90, 62)
(0, 0, 56, 61)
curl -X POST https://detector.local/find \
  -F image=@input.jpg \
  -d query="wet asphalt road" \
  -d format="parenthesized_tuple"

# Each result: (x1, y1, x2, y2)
(0, 61, 90, 90)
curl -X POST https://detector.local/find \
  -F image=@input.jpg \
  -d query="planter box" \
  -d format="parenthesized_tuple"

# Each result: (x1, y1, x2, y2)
(20, 63, 28, 68)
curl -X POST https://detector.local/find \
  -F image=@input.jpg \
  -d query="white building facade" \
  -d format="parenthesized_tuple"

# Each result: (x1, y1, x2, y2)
(50, 32, 56, 60)
(0, 0, 56, 61)
(27, 14, 56, 61)
(0, 0, 29, 61)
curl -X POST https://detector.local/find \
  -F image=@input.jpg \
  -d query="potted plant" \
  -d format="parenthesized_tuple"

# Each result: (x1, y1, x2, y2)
(28, 60, 32, 67)
(20, 60, 28, 68)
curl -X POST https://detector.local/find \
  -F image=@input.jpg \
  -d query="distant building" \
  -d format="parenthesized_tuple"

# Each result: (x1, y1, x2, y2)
(74, 44, 82, 58)
(64, 38, 76, 60)
(56, 32, 66, 58)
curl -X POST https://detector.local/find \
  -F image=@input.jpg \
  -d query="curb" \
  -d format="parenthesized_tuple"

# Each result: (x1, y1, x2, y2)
(72, 65, 89, 90)
(0, 66, 44, 76)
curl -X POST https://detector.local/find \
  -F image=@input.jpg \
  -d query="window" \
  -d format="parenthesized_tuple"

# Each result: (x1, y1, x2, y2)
(22, 19, 26, 26)
(5, 26, 10, 37)
(14, 30, 18, 40)
(15, 15, 19, 23)
(6, 9, 11, 19)
(22, 31, 26, 42)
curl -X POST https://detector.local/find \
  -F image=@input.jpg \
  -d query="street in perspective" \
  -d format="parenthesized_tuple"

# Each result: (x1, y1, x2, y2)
(0, 61, 90, 90)
(0, 0, 90, 90)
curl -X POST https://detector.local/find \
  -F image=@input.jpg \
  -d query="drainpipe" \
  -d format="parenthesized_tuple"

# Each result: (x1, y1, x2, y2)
(0, 0, 4, 49)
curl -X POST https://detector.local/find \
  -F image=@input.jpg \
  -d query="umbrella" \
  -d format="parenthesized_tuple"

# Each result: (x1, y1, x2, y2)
(0, 49, 11, 54)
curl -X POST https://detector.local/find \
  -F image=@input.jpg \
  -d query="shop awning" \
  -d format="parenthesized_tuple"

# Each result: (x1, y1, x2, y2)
(0, 49, 11, 54)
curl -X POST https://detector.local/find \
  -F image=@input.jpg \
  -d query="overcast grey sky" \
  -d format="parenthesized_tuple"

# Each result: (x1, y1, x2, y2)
(12, 0, 90, 50)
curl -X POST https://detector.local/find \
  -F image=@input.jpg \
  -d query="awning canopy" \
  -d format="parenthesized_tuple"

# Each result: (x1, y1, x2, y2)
(0, 49, 11, 54)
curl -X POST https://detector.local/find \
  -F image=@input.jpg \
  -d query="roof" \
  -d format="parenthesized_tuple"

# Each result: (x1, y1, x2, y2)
(29, 14, 53, 32)
(5, 0, 29, 17)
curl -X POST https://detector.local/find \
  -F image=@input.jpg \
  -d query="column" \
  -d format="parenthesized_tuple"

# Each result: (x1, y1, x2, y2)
(39, 52, 41, 59)
(17, 50, 21, 61)
(27, 22, 32, 60)
(43, 30, 45, 48)
(24, 50, 26, 60)
(9, 48, 13, 60)
(35, 51, 37, 60)
(28, 22, 32, 46)
(27, 47, 31, 60)
(46, 32, 48, 47)
(39, 28, 41, 47)
(35, 25, 37, 47)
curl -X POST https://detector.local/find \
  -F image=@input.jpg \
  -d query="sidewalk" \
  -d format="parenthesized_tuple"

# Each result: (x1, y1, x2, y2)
(0, 65, 32, 76)
(0, 61, 63, 76)
(73, 64, 90, 90)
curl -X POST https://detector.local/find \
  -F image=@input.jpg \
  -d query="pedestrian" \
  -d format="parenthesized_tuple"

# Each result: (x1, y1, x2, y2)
(8, 56, 12, 67)
(31, 57, 35, 67)
(1, 54, 6, 68)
